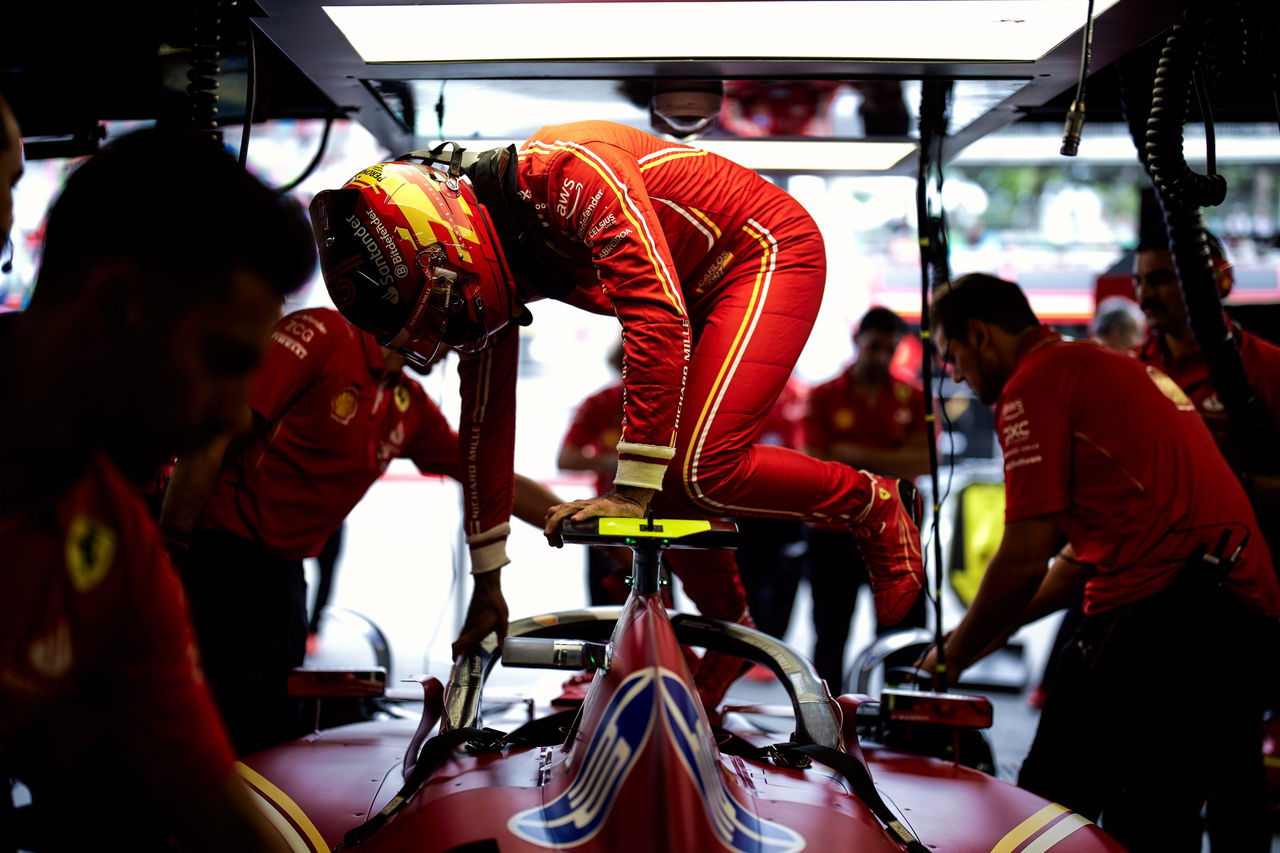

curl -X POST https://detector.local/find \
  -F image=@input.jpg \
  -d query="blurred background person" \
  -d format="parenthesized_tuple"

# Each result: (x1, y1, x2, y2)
(733, 378, 809, 642)
(557, 343, 632, 606)
(1091, 295, 1145, 351)
(800, 307, 930, 692)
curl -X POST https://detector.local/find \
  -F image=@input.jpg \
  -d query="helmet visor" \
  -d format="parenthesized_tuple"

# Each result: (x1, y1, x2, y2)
(311, 187, 416, 345)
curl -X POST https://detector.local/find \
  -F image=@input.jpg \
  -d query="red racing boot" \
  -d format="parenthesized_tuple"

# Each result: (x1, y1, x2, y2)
(850, 472, 924, 625)
(552, 671, 595, 709)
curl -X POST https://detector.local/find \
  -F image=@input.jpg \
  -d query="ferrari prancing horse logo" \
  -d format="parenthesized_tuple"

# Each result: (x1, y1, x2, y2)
(66, 515, 115, 593)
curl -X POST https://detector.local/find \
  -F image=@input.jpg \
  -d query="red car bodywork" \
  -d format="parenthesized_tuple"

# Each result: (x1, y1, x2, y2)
(240, 531, 1126, 853)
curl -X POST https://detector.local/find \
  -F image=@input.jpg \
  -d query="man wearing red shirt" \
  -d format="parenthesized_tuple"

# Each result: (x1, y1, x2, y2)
(161, 307, 557, 754)
(1133, 231, 1280, 542)
(311, 120, 924, 657)
(0, 129, 313, 851)
(1131, 230, 1280, 850)
(802, 307, 930, 691)
(924, 273, 1280, 852)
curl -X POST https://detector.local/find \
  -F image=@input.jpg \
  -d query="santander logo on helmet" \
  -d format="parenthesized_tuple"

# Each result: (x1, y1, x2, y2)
(310, 157, 517, 368)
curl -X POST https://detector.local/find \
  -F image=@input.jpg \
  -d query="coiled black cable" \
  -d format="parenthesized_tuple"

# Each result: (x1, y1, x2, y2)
(186, 0, 224, 139)
(238, 23, 258, 167)
(276, 114, 335, 194)
(1144, 20, 1227, 208)
(1145, 8, 1280, 473)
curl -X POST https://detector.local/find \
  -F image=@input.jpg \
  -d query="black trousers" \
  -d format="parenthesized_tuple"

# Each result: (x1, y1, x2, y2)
(309, 523, 344, 634)
(807, 527, 928, 693)
(1017, 581, 1279, 853)
(735, 517, 806, 641)
(180, 530, 308, 756)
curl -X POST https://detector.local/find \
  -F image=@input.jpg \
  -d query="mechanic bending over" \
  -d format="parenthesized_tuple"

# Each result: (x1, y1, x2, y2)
(310, 119, 925, 659)
(160, 307, 561, 755)
(920, 273, 1280, 853)
(0, 125, 313, 852)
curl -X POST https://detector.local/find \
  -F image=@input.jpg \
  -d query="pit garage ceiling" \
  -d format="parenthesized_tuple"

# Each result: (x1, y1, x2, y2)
(253, 0, 1176, 174)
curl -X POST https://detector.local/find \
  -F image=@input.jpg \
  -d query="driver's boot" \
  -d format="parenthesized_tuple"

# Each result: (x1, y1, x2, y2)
(850, 472, 924, 626)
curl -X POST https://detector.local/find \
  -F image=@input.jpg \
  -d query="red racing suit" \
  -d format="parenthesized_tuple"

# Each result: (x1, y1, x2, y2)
(460, 121, 875, 573)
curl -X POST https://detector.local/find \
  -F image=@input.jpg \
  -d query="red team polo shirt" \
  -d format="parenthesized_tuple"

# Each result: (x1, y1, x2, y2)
(802, 370, 926, 454)
(997, 327, 1280, 616)
(200, 308, 461, 560)
(0, 451, 234, 788)
(1134, 325, 1280, 474)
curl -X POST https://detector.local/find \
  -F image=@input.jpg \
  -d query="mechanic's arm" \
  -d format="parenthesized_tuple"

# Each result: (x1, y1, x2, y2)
(557, 442, 617, 475)
(158, 421, 243, 550)
(965, 545, 1093, 664)
(823, 433, 932, 479)
(512, 474, 562, 528)
(940, 515, 1061, 675)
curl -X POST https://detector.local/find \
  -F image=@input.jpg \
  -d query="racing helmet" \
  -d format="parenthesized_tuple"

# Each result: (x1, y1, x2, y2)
(310, 158, 517, 367)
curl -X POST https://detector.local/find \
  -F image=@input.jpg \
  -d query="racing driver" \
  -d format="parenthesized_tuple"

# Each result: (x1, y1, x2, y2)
(309, 120, 924, 654)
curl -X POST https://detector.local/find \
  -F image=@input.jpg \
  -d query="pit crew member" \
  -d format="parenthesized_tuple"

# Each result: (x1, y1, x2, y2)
(801, 306, 930, 691)
(922, 273, 1280, 852)
(0, 128, 313, 851)
(1133, 229, 1280, 550)
(310, 120, 924, 656)
(160, 307, 560, 754)
(1132, 229, 1280, 851)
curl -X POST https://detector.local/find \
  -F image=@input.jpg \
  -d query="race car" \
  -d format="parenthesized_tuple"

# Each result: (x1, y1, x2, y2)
(239, 518, 1126, 852)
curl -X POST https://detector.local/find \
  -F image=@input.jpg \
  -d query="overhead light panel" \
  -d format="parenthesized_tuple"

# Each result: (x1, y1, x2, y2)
(325, 0, 1121, 64)
(429, 138, 914, 172)
(698, 139, 915, 171)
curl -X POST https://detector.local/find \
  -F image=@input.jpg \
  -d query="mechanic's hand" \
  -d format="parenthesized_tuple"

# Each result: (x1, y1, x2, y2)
(543, 486, 653, 547)
(451, 571, 509, 658)
(915, 631, 962, 686)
